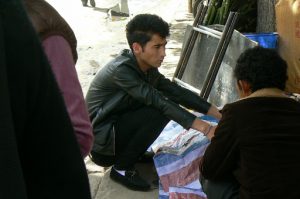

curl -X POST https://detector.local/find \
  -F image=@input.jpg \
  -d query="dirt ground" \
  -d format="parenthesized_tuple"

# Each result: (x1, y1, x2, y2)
(46, 0, 194, 95)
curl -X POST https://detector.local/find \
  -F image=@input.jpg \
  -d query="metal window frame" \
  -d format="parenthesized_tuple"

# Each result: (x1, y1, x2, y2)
(172, 2, 239, 100)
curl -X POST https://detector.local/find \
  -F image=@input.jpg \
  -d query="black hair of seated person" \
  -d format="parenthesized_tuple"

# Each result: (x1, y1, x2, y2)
(0, 0, 91, 198)
(126, 14, 170, 50)
(234, 46, 288, 92)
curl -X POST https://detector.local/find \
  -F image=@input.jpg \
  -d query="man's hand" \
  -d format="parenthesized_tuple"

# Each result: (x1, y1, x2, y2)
(191, 118, 211, 133)
(191, 118, 217, 140)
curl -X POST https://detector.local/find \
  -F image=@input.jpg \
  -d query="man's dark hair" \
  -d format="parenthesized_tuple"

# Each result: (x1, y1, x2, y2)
(126, 14, 170, 50)
(234, 46, 288, 92)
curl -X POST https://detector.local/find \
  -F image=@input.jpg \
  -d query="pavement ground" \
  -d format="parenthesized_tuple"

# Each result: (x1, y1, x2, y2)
(46, 0, 194, 94)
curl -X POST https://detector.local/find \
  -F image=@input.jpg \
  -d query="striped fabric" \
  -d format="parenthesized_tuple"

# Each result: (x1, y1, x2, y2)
(152, 114, 218, 199)
(153, 128, 210, 199)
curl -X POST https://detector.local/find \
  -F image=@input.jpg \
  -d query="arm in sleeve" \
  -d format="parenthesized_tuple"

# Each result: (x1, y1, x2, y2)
(200, 104, 238, 180)
(42, 35, 94, 158)
(113, 66, 196, 129)
(155, 71, 211, 114)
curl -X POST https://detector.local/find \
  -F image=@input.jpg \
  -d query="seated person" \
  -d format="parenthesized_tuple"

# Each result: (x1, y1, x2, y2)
(200, 46, 300, 199)
(85, 14, 221, 191)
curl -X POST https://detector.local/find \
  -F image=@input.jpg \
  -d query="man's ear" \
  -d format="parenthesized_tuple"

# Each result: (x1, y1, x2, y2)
(238, 80, 252, 97)
(132, 42, 142, 54)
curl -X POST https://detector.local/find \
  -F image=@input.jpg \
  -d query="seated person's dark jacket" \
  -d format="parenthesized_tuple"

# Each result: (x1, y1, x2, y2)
(86, 49, 211, 155)
(201, 96, 300, 199)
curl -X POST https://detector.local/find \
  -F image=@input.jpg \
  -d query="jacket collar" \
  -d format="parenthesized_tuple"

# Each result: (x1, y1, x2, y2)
(246, 88, 287, 99)
(119, 49, 132, 61)
(120, 49, 147, 77)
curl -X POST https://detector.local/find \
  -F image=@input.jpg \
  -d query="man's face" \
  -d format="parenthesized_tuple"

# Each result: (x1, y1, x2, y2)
(133, 34, 167, 72)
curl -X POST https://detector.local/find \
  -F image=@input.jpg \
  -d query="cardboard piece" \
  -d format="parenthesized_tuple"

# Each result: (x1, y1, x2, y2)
(276, 0, 300, 93)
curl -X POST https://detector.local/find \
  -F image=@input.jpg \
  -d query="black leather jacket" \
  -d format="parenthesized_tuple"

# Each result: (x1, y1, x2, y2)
(86, 49, 211, 154)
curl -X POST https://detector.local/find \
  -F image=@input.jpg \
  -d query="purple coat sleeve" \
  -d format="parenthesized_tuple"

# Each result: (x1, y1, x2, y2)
(42, 35, 94, 158)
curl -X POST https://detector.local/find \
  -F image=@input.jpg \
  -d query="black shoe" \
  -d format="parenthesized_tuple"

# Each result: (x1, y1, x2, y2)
(90, 0, 95, 7)
(109, 10, 129, 17)
(138, 151, 154, 163)
(110, 167, 150, 191)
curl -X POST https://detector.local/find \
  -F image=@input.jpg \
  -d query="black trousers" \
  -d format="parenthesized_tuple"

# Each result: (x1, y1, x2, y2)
(91, 106, 169, 170)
